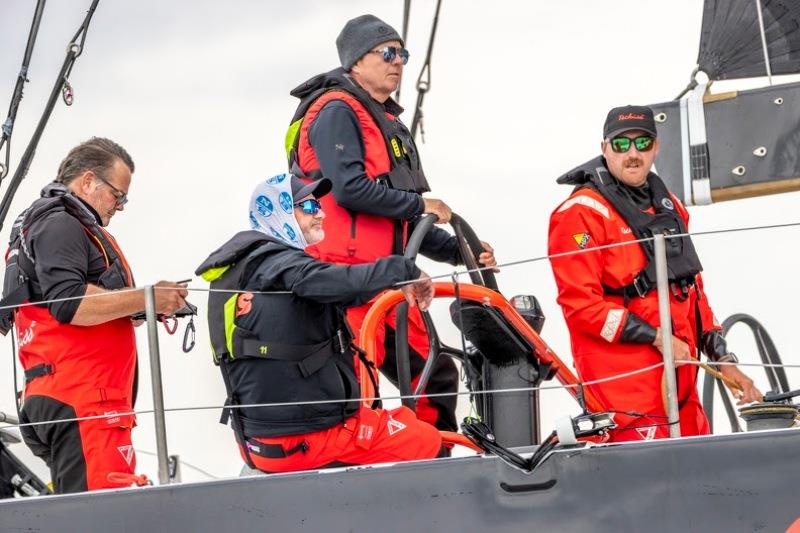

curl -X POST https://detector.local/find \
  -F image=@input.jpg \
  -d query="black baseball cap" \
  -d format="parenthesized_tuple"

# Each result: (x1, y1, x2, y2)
(291, 175, 332, 200)
(603, 105, 658, 140)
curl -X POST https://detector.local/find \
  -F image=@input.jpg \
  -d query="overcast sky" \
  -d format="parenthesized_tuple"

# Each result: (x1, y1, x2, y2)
(1, 0, 798, 483)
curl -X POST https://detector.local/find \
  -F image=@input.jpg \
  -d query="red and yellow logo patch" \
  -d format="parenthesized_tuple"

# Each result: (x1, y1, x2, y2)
(572, 233, 590, 249)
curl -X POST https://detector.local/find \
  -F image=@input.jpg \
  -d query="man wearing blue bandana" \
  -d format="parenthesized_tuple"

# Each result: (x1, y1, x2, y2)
(197, 174, 443, 472)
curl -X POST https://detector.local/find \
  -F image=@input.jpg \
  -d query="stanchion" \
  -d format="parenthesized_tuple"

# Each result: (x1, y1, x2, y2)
(654, 234, 681, 438)
(144, 285, 170, 484)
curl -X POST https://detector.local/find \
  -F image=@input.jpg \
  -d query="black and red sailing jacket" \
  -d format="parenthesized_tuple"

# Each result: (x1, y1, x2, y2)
(2, 184, 137, 409)
(286, 68, 429, 265)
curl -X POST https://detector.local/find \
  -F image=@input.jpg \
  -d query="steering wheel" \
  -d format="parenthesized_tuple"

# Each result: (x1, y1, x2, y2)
(394, 213, 497, 410)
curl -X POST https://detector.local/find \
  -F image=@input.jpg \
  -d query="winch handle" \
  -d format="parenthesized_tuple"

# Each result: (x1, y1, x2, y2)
(763, 388, 800, 403)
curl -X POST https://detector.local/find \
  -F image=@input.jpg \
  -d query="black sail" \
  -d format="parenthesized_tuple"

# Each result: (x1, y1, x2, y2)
(698, 0, 800, 80)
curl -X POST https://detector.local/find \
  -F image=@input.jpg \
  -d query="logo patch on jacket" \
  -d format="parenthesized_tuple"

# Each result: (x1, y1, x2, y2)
(117, 445, 135, 465)
(387, 416, 407, 435)
(572, 233, 591, 249)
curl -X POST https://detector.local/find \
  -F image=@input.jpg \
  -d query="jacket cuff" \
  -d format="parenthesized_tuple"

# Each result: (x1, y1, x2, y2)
(404, 257, 422, 279)
(701, 330, 729, 361)
(618, 313, 657, 344)
(411, 195, 425, 218)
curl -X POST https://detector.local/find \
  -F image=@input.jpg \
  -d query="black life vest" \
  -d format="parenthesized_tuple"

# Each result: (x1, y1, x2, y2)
(286, 67, 430, 194)
(0, 184, 133, 334)
(559, 156, 703, 300)
(197, 231, 361, 440)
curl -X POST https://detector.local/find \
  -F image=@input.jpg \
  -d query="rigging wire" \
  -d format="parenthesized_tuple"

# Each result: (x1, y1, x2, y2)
(395, 0, 412, 102)
(0, 0, 47, 184)
(754, 0, 773, 85)
(0, 0, 102, 234)
(410, 0, 443, 142)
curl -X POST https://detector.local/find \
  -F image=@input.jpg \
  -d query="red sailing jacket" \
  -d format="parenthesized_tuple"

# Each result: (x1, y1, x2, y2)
(288, 69, 429, 265)
(548, 186, 720, 428)
(296, 91, 397, 264)
(13, 203, 137, 411)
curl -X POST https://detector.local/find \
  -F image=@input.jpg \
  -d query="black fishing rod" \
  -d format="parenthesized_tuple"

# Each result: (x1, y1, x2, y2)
(0, 0, 101, 234)
(0, 0, 47, 184)
(410, 0, 442, 141)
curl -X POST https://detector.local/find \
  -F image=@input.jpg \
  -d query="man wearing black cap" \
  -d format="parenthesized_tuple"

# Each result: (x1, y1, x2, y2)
(547, 105, 761, 442)
(197, 174, 443, 473)
(285, 14, 497, 433)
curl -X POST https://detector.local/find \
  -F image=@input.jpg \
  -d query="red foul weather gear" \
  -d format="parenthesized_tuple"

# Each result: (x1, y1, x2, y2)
(2, 184, 137, 492)
(287, 68, 459, 431)
(242, 406, 442, 473)
(548, 158, 723, 441)
(287, 67, 430, 265)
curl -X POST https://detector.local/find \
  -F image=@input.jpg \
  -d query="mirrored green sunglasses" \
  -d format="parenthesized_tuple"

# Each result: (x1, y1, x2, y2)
(609, 136, 655, 153)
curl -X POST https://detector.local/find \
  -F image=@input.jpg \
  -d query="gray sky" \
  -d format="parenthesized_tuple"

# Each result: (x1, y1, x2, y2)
(1, 0, 798, 483)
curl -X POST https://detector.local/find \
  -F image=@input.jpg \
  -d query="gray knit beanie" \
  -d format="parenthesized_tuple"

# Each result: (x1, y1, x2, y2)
(336, 14, 404, 71)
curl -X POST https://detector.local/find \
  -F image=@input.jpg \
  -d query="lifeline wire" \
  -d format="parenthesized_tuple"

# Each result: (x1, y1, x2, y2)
(3, 362, 667, 430)
(4, 219, 800, 427)
(393, 220, 800, 288)
(7, 359, 800, 430)
(3, 219, 800, 311)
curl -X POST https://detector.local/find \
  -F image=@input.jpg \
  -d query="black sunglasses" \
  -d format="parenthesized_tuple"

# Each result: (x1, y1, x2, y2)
(293, 198, 322, 215)
(95, 173, 128, 206)
(608, 136, 655, 153)
(369, 46, 410, 65)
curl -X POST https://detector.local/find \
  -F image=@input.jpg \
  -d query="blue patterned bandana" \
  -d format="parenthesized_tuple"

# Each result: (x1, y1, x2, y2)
(248, 173, 309, 249)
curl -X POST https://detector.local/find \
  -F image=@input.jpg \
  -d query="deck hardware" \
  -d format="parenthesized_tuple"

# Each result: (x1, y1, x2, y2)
(61, 81, 74, 106)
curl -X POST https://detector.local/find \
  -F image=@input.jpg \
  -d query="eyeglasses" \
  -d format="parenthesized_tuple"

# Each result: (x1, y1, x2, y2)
(369, 46, 410, 65)
(94, 173, 128, 206)
(293, 198, 322, 215)
(608, 136, 655, 153)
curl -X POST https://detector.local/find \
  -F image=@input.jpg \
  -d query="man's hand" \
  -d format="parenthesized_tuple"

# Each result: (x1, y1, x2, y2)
(719, 365, 763, 405)
(422, 198, 452, 224)
(154, 280, 188, 316)
(653, 327, 694, 366)
(400, 272, 435, 312)
(478, 241, 499, 272)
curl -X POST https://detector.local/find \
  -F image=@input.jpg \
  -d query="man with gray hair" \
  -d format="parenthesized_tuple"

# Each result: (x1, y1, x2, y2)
(2, 137, 187, 493)
(286, 14, 497, 433)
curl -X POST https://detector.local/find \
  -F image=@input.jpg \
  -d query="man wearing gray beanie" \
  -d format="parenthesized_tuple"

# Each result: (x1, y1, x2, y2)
(286, 14, 498, 435)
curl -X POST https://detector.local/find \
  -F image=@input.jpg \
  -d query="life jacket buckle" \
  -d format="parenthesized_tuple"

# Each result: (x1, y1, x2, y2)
(632, 277, 648, 298)
(336, 329, 346, 354)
